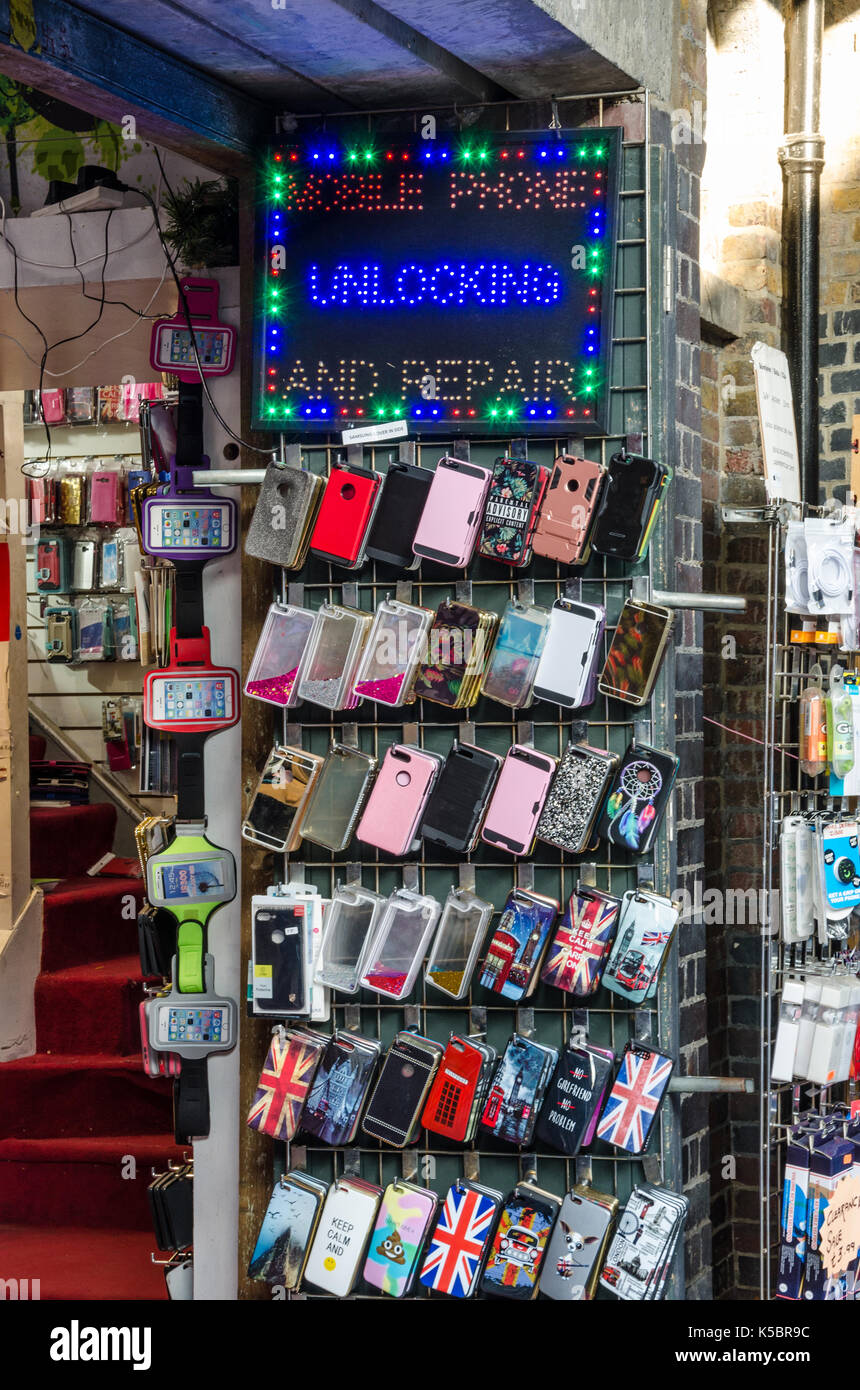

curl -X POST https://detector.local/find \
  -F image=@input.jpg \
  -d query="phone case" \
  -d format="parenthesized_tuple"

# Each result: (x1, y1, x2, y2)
(242, 745, 324, 853)
(251, 897, 312, 1017)
(356, 745, 442, 856)
(601, 889, 680, 1003)
(597, 741, 679, 855)
(424, 887, 494, 1000)
(479, 1181, 561, 1300)
(421, 1035, 496, 1142)
(314, 884, 386, 994)
(248, 1172, 329, 1289)
(591, 450, 669, 561)
(480, 1034, 559, 1146)
(536, 741, 619, 855)
(303, 1176, 383, 1296)
(480, 598, 551, 709)
(310, 463, 382, 567)
(99, 537, 119, 589)
(300, 743, 377, 853)
(71, 539, 96, 591)
(363, 1181, 439, 1297)
(89, 470, 121, 524)
(478, 456, 549, 567)
(478, 888, 559, 1001)
(246, 1026, 327, 1141)
(45, 605, 77, 662)
(365, 462, 433, 569)
(40, 388, 66, 424)
(535, 1042, 616, 1155)
(59, 473, 86, 525)
(245, 602, 316, 708)
(361, 1031, 444, 1146)
(296, 604, 372, 710)
(599, 599, 673, 707)
(35, 537, 69, 593)
(595, 1041, 675, 1155)
(600, 1184, 689, 1300)
(419, 741, 501, 853)
(411, 456, 492, 567)
(245, 462, 324, 569)
(359, 888, 442, 1000)
(540, 884, 622, 996)
(352, 599, 433, 706)
(480, 744, 557, 856)
(300, 1030, 381, 1146)
(533, 598, 606, 709)
(411, 601, 497, 708)
(532, 454, 606, 565)
(540, 1185, 618, 1301)
(419, 1180, 504, 1298)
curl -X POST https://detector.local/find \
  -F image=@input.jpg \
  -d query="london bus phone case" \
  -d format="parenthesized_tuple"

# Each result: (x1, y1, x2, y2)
(309, 462, 382, 568)
(601, 889, 680, 1003)
(356, 744, 442, 856)
(411, 456, 492, 567)
(352, 598, 433, 706)
(532, 454, 606, 565)
(480, 744, 557, 856)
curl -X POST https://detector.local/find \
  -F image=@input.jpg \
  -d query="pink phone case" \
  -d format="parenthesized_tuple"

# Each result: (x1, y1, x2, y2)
(90, 472, 120, 523)
(480, 744, 557, 856)
(356, 745, 440, 856)
(412, 458, 491, 567)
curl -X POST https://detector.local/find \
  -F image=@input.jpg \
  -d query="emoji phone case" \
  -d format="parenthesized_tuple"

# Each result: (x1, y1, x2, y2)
(532, 454, 606, 565)
(303, 1176, 383, 1297)
(597, 741, 679, 855)
(480, 597, 551, 709)
(480, 744, 557, 856)
(412, 456, 492, 567)
(478, 456, 549, 567)
(419, 1180, 503, 1298)
(309, 462, 382, 568)
(361, 1031, 444, 1147)
(479, 1181, 560, 1300)
(540, 884, 622, 996)
(595, 1041, 675, 1155)
(356, 745, 442, 856)
(363, 1181, 438, 1297)
(540, 1185, 618, 1301)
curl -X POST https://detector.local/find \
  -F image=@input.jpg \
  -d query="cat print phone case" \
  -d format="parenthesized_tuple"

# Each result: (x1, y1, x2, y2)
(479, 888, 559, 1001)
(303, 1176, 383, 1296)
(480, 744, 557, 856)
(478, 456, 549, 567)
(597, 741, 679, 855)
(299, 1030, 381, 1146)
(479, 1181, 560, 1300)
(356, 745, 442, 856)
(540, 1185, 618, 1301)
(601, 889, 680, 1003)
(535, 1041, 616, 1156)
(412, 456, 492, 567)
(361, 1031, 443, 1147)
(595, 1041, 675, 1155)
(536, 741, 618, 855)
(480, 598, 551, 710)
(540, 884, 622, 996)
(419, 1180, 504, 1298)
(363, 1181, 438, 1297)
(352, 598, 433, 706)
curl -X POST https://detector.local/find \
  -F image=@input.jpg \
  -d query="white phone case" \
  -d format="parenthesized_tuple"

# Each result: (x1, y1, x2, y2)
(303, 1177, 382, 1297)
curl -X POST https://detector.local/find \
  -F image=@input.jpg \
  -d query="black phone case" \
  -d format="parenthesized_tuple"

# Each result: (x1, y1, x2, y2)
(420, 742, 500, 852)
(361, 1036, 440, 1147)
(590, 451, 666, 560)
(365, 463, 433, 568)
(535, 1045, 615, 1156)
(596, 742, 678, 856)
(253, 905, 306, 1012)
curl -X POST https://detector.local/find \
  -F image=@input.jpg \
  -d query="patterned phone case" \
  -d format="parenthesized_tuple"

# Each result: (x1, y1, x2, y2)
(419, 1181, 502, 1298)
(534, 1043, 615, 1156)
(246, 1026, 326, 1142)
(601, 890, 680, 1003)
(480, 1034, 558, 1146)
(479, 1183, 560, 1300)
(595, 1041, 674, 1155)
(536, 741, 618, 854)
(363, 1182, 438, 1297)
(478, 457, 547, 566)
(597, 742, 679, 855)
(540, 886, 621, 996)
(478, 889, 558, 1001)
(411, 601, 492, 708)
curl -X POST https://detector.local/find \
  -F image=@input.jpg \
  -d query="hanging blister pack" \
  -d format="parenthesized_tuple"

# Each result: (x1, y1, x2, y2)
(314, 883, 386, 994)
(784, 520, 811, 613)
(804, 517, 855, 616)
(826, 667, 855, 779)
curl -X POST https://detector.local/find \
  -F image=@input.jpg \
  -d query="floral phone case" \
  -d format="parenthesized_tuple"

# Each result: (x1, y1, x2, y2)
(296, 603, 372, 710)
(411, 600, 497, 708)
(479, 1181, 560, 1300)
(244, 602, 315, 708)
(536, 741, 618, 854)
(352, 598, 433, 705)
(478, 456, 549, 567)
(540, 884, 622, 996)
(480, 599, 551, 709)
(478, 888, 559, 1001)
(363, 1181, 438, 1297)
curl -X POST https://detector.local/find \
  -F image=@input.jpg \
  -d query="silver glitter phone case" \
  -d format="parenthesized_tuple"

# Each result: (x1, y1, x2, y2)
(536, 741, 618, 854)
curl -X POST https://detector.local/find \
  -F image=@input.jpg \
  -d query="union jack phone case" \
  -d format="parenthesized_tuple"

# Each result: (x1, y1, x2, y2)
(540, 884, 622, 996)
(419, 1179, 503, 1298)
(480, 1033, 558, 1147)
(303, 1176, 383, 1297)
(248, 1171, 329, 1289)
(363, 1180, 438, 1297)
(535, 1041, 616, 1156)
(299, 1030, 381, 1146)
(309, 462, 382, 568)
(595, 1040, 674, 1156)
(361, 1030, 444, 1147)
(246, 1025, 326, 1143)
(540, 1185, 618, 1301)
(421, 1034, 497, 1143)
(601, 889, 680, 1004)
(479, 1180, 561, 1300)
(600, 1183, 689, 1300)
(479, 887, 559, 1001)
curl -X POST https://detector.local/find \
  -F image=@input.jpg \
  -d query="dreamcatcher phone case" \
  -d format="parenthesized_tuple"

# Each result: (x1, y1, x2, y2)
(597, 742, 678, 855)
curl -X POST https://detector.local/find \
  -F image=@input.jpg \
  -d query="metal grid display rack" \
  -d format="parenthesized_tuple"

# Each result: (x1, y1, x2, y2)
(242, 90, 688, 1298)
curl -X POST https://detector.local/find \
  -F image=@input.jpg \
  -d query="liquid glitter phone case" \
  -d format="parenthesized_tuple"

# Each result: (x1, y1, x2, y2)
(478, 887, 559, 1001)
(419, 741, 501, 854)
(480, 744, 557, 856)
(424, 887, 494, 999)
(532, 454, 606, 565)
(365, 462, 433, 570)
(479, 1180, 561, 1301)
(419, 1180, 504, 1298)
(536, 741, 619, 855)
(248, 1171, 329, 1289)
(595, 1040, 675, 1155)
(356, 744, 442, 856)
(361, 1031, 444, 1146)
(244, 461, 324, 570)
(540, 1185, 618, 1302)
(411, 600, 497, 708)
(309, 462, 382, 568)
(359, 888, 442, 1000)
(244, 602, 315, 708)
(601, 889, 680, 1004)
(478, 456, 549, 567)
(421, 1034, 497, 1143)
(480, 598, 551, 709)
(300, 1030, 382, 1146)
(296, 603, 373, 710)
(242, 744, 324, 853)
(540, 883, 622, 996)
(303, 1176, 383, 1297)
(533, 598, 606, 709)
(300, 743, 377, 853)
(480, 1034, 559, 1147)
(535, 1042, 616, 1156)
(246, 1025, 327, 1142)
(599, 599, 673, 707)
(597, 741, 679, 855)
(314, 884, 386, 994)
(591, 450, 669, 561)
(352, 598, 433, 706)
(412, 456, 492, 567)
(363, 1181, 439, 1297)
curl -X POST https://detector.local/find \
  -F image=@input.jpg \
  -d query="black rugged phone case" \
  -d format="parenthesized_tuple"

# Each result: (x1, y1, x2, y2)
(420, 742, 500, 852)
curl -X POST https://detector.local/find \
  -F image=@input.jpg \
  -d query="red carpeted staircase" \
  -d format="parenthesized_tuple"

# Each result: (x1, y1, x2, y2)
(0, 740, 181, 1300)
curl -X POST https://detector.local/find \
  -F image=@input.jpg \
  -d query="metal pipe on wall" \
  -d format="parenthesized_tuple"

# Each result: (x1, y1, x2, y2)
(779, 0, 825, 506)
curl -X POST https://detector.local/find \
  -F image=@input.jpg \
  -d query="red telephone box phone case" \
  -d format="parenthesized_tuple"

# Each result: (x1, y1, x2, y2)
(422, 1035, 486, 1142)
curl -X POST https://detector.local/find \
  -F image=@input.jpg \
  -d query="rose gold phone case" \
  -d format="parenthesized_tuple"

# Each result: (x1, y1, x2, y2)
(532, 455, 605, 565)
(355, 745, 442, 856)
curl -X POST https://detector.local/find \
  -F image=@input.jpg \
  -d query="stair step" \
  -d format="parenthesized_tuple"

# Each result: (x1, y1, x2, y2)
(0, 1134, 184, 1230)
(35, 955, 145, 1055)
(30, 803, 117, 879)
(40, 876, 143, 973)
(0, 1054, 173, 1140)
(0, 1225, 169, 1300)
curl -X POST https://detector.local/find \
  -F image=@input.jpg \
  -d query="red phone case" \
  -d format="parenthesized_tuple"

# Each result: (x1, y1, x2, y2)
(310, 464, 381, 566)
(421, 1036, 485, 1142)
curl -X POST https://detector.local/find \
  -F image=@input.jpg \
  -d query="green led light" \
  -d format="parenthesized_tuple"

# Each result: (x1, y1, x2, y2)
(477, 147, 489, 163)
(506, 406, 515, 418)
(376, 405, 386, 418)
(579, 145, 587, 156)
(596, 146, 606, 157)
(362, 148, 375, 163)
(347, 149, 359, 164)
(489, 407, 499, 418)
(267, 405, 275, 416)
(584, 385, 594, 395)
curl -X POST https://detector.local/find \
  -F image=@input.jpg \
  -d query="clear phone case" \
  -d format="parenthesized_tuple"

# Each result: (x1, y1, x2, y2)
(242, 745, 324, 853)
(297, 604, 372, 711)
(360, 888, 442, 1000)
(424, 887, 494, 1000)
(300, 743, 377, 853)
(352, 599, 433, 706)
(245, 602, 315, 708)
(480, 598, 551, 709)
(314, 884, 386, 994)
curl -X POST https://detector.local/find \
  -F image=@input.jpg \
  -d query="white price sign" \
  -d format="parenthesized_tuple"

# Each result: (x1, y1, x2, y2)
(751, 342, 801, 504)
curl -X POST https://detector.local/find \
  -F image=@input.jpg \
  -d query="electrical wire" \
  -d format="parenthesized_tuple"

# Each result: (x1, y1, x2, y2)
(0, 191, 162, 270)
(64, 212, 162, 319)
